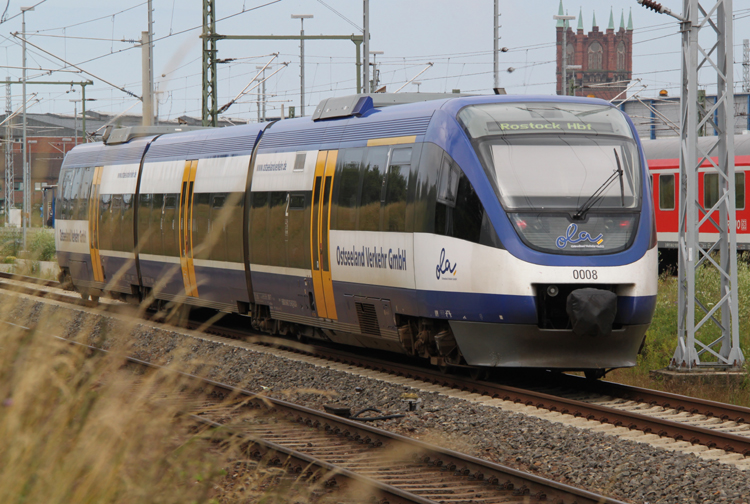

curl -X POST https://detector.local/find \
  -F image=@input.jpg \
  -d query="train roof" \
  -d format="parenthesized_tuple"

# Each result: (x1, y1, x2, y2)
(61, 93, 621, 167)
(643, 134, 750, 160)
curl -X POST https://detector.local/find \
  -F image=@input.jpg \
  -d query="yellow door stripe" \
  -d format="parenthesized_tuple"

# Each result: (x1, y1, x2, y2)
(89, 166, 104, 283)
(310, 151, 328, 318)
(179, 160, 199, 297)
(366, 135, 416, 147)
(320, 150, 338, 320)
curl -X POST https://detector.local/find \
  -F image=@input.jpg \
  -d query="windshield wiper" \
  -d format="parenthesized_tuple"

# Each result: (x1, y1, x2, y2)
(573, 148, 625, 220)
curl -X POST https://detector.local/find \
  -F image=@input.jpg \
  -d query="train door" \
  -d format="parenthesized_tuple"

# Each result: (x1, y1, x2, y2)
(179, 160, 199, 297)
(88, 166, 104, 283)
(309, 150, 338, 320)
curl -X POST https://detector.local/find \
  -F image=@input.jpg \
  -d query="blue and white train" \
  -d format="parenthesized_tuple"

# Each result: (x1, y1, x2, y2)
(56, 93, 658, 376)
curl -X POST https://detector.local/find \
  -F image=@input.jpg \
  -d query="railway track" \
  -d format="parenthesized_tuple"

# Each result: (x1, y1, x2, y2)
(38, 330, 623, 504)
(266, 342, 750, 461)
(4, 272, 750, 467)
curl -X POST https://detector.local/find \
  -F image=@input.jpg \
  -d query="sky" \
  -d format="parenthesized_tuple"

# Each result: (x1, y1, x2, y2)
(0, 0, 748, 125)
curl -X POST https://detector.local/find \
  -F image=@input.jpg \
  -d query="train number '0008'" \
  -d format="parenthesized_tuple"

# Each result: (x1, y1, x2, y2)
(572, 269, 598, 280)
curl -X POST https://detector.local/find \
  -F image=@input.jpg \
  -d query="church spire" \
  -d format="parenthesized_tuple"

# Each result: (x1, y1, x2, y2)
(556, 0, 565, 27)
(578, 6, 584, 30)
(608, 7, 614, 30)
(620, 9, 625, 30)
(592, 10, 597, 28)
(627, 7, 633, 30)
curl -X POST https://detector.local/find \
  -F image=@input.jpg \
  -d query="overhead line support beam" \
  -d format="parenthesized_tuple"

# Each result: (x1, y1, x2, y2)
(200, 0, 364, 126)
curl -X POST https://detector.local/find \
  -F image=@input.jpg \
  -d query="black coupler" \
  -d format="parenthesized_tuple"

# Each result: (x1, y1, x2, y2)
(566, 288, 618, 338)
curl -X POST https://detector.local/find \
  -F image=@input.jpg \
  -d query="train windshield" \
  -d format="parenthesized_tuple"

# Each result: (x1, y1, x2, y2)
(458, 102, 642, 254)
(458, 102, 640, 211)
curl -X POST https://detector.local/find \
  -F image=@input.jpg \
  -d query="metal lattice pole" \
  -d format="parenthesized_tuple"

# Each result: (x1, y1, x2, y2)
(202, 0, 217, 127)
(4, 82, 12, 224)
(672, 0, 744, 369)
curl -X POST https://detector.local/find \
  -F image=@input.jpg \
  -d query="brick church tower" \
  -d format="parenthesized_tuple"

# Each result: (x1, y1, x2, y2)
(556, 2, 633, 100)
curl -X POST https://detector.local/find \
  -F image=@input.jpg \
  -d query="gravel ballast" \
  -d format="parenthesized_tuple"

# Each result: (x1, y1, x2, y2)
(11, 295, 750, 504)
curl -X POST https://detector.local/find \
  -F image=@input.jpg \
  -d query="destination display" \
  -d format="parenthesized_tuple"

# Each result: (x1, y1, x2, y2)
(486, 120, 614, 134)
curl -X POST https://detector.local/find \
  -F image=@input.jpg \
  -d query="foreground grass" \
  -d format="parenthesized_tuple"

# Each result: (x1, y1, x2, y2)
(0, 299, 342, 504)
(608, 257, 750, 407)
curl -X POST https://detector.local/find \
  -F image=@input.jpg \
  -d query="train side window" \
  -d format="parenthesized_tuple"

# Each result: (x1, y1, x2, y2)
(77, 167, 94, 220)
(249, 192, 269, 265)
(413, 143, 443, 233)
(192, 193, 211, 260)
(268, 191, 287, 267)
(383, 147, 411, 232)
(289, 194, 305, 209)
(333, 148, 363, 231)
(287, 193, 310, 269)
(659, 174, 675, 211)
(704, 173, 718, 210)
(435, 153, 457, 236)
(293, 152, 306, 172)
(437, 153, 459, 206)
(60, 169, 74, 220)
(225, 192, 244, 264)
(433, 149, 501, 247)
(138, 193, 153, 254)
(70, 168, 85, 220)
(736, 173, 745, 210)
(358, 146, 388, 231)
(702, 173, 745, 210)
(212, 194, 226, 209)
(119, 193, 134, 252)
(98, 194, 112, 252)
(109, 195, 124, 251)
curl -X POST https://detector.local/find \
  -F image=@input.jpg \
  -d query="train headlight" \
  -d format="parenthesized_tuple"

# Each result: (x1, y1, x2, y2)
(547, 285, 559, 297)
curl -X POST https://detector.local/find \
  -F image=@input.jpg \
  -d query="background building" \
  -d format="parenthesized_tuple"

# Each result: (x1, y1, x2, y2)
(556, 2, 633, 100)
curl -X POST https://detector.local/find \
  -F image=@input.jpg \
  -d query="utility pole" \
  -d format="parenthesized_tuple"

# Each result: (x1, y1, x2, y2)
(256, 65, 271, 121)
(553, 12, 576, 96)
(21, 5, 32, 249)
(4, 82, 12, 224)
(70, 98, 96, 144)
(363, 0, 369, 93)
(291, 15, 313, 117)
(639, 0, 744, 370)
(493, 0, 500, 90)
(370, 50, 383, 90)
(141, 31, 153, 126)
(141, 0, 154, 126)
(743, 39, 749, 93)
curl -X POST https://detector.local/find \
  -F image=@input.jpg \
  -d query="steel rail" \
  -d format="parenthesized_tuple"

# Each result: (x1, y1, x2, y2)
(562, 374, 750, 423)
(246, 339, 750, 456)
(0, 270, 59, 287)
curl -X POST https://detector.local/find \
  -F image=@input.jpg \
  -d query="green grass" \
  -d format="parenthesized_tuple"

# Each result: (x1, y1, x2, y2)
(608, 255, 750, 405)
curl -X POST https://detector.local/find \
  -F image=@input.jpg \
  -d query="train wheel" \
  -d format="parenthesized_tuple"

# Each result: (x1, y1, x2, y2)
(80, 292, 90, 301)
(469, 368, 489, 381)
(584, 369, 606, 380)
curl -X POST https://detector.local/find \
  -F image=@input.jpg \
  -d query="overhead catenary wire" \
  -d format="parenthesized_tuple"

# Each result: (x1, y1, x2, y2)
(11, 33, 140, 100)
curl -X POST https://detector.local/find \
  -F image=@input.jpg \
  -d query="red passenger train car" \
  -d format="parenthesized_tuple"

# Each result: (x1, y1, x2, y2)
(643, 135, 750, 250)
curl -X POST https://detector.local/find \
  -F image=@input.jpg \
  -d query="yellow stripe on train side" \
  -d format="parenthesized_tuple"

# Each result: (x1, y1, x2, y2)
(366, 135, 416, 147)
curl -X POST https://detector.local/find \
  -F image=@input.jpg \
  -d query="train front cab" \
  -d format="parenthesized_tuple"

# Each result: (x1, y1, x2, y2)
(424, 97, 659, 370)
